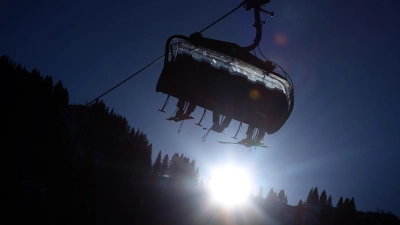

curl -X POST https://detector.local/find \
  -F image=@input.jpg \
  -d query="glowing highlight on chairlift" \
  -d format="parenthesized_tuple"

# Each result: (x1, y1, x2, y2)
(172, 41, 289, 94)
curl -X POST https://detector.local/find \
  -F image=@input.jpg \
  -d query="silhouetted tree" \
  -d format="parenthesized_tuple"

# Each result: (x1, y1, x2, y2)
(298, 199, 303, 206)
(278, 189, 286, 203)
(266, 188, 277, 204)
(335, 196, 345, 225)
(349, 197, 356, 211)
(306, 187, 313, 205)
(344, 197, 350, 208)
(320, 190, 327, 208)
(337, 196, 344, 208)
(168, 153, 199, 190)
(343, 197, 358, 224)
(258, 186, 264, 198)
(327, 195, 332, 208)
(160, 154, 169, 176)
(153, 150, 162, 176)
(326, 195, 333, 218)
(168, 153, 180, 176)
(318, 191, 332, 225)
(312, 187, 319, 205)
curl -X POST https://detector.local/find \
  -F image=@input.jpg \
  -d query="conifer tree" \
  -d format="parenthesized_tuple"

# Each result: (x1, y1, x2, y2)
(326, 195, 334, 221)
(349, 197, 356, 211)
(298, 199, 303, 206)
(284, 195, 288, 204)
(152, 150, 162, 176)
(337, 196, 344, 208)
(320, 190, 327, 208)
(348, 197, 357, 221)
(312, 187, 319, 205)
(335, 196, 345, 225)
(168, 153, 180, 177)
(167, 152, 199, 188)
(277, 190, 286, 203)
(319, 192, 333, 225)
(306, 188, 314, 205)
(258, 186, 264, 198)
(344, 197, 350, 209)
(327, 195, 332, 208)
(266, 188, 277, 204)
(160, 154, 169, 176)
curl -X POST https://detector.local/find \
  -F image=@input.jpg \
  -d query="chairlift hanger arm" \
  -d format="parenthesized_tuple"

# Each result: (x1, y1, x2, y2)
(164, 0, 275, 60)
(240, 7, 262, 52)
(240, 0, 274, 52)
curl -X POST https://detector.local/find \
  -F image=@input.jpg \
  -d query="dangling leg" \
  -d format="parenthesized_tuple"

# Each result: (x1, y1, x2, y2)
(255, 128, 265, 144)
(175, 99, 185, 118)
(212, 112, 220, 124)
(211, 111, 221, 132)
(239, 125, 255, 144)
(184, 102, 196, 117)
(220, 116, 232, 131)
(246, 125, 255, 139)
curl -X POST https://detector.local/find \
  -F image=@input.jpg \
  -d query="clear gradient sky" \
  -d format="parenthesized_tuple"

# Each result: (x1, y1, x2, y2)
(1, 0, 399, 215)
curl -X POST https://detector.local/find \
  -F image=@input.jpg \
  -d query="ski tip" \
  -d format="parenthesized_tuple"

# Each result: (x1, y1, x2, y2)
(166, 116, 195, 122)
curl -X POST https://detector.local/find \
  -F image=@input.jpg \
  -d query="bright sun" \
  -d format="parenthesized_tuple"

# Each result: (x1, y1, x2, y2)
(208, 166, 251, 206)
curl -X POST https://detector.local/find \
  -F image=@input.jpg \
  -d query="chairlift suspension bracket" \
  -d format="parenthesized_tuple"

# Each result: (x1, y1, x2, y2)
(232, 122, 243, 140)
(240, 0, 274, 52)
(196, 108, 207, 126)
(158, 95, 170, 113)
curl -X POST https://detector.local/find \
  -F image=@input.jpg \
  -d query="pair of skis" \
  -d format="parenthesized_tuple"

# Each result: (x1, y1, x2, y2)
(166, 115, 268, 148)
(217, 141, 268, 148)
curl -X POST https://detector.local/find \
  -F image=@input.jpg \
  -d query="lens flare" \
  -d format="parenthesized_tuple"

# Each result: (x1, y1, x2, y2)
(275, 33, 287, 45)
(249, 89, 260, 99)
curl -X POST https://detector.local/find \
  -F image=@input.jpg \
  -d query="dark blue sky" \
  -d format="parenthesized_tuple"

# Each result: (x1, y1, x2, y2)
(2, 0, 399, 215)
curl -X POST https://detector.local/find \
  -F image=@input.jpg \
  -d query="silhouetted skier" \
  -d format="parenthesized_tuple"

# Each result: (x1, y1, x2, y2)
(212, 112, 232, 133)
(175, 99, 196, 119)
(239, 125, 265, 145)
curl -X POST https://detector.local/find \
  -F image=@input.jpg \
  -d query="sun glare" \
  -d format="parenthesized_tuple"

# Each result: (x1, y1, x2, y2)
(208, 166, 251, 206)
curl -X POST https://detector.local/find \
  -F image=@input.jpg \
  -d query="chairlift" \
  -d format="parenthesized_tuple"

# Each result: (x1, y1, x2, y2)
(156, 0, 294, 137)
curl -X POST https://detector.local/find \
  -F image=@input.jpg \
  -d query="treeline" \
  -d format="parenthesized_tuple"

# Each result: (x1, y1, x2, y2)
(245, 186, 399, 225)
(0, 55, 200, 225)
(255, 186, 288, 204)
(152, 151, 199, 187)
(294, 187, 399, 225)
(295, 187, 355, 225)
